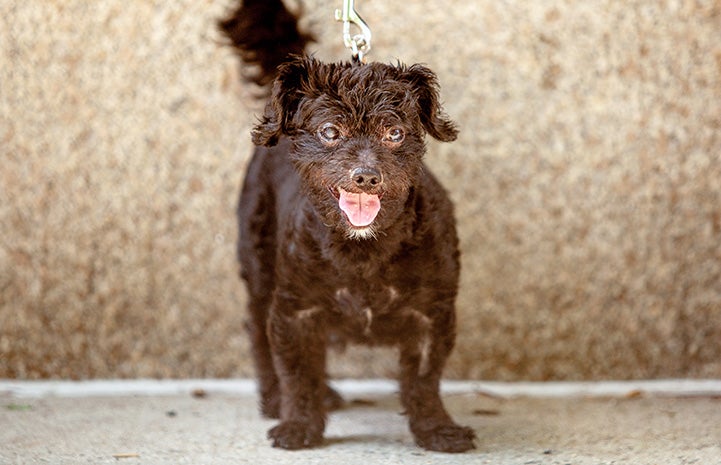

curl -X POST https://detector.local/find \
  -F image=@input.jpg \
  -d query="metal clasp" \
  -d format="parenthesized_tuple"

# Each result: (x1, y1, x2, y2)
(335, 0, 372, 62)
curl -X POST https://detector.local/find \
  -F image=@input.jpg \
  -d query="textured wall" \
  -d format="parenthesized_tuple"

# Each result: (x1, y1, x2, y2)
(1, 0, 719, 380)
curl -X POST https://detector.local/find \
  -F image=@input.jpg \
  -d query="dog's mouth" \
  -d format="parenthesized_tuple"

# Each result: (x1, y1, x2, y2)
(329, 187, 382, 228)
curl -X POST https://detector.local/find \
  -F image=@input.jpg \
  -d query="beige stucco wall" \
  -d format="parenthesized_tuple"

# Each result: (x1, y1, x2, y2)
(1, 0, 719, 380)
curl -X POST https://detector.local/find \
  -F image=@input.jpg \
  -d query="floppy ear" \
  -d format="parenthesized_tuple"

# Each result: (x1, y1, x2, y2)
(251, 57, 312, 146)
(400, 64, 459, 142)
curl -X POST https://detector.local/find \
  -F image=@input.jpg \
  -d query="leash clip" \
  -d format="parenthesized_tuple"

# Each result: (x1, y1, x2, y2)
(335, 0, 372, 62)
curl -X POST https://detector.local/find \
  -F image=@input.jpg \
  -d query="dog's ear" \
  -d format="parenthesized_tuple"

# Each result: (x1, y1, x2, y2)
(400, 65, 459, 142)
(251, 57, 311, 146)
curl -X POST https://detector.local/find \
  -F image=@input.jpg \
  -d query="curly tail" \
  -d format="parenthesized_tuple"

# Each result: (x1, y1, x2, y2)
(219, 0, 314, 86)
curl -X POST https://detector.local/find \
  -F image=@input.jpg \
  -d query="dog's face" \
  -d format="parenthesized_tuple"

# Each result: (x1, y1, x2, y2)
(253, 57, 457, 240)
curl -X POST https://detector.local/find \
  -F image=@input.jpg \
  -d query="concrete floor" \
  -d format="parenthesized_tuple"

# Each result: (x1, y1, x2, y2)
(2, 380, 720, 464)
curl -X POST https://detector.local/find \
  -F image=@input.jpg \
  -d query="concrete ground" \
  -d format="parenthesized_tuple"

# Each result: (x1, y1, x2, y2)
(2, 380, 720, 465)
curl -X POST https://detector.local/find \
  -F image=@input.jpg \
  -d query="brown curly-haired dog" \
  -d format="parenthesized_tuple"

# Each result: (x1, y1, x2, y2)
(221, 0, 475, 453)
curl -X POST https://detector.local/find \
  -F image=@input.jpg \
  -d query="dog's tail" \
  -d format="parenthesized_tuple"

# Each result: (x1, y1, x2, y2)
(219, 0, 313, 86)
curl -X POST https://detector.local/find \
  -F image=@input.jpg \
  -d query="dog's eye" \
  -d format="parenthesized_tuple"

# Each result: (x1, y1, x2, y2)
(318, 124, 341, 144)
(384, 127, 405, 144)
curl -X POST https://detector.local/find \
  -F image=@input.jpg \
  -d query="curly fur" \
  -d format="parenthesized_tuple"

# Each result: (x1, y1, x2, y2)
(220, 0, 475, 453)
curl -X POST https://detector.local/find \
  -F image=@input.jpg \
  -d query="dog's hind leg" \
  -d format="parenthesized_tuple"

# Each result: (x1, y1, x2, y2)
(237, 154, 281, 418)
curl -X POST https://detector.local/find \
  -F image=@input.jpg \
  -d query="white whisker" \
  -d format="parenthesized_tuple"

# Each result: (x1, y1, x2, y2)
(346, 225, 378, 241)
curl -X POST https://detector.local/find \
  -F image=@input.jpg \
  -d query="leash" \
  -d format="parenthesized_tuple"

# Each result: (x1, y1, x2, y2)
(335, 0, 371, 62)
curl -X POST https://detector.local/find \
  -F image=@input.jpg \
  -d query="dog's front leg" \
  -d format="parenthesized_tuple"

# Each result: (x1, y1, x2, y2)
(398, 307, 476, 453)
(266, 299, 327, 450)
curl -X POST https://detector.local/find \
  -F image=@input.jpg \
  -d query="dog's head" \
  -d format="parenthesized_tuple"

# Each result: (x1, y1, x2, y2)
(253, 56, 457, 240)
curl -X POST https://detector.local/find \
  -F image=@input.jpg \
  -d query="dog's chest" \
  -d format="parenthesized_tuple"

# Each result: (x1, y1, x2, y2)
(331, 284, 401, 337)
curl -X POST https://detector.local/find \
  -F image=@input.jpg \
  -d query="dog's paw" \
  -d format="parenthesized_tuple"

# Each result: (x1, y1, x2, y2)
(413, 423, 476, 453)
(268, 421, 323, 450)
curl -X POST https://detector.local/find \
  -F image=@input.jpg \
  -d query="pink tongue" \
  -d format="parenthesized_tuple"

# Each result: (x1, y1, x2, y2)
(338, 188, 381, 227)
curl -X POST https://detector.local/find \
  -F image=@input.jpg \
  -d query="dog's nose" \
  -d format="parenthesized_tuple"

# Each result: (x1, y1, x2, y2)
(351, 167, 382, 189)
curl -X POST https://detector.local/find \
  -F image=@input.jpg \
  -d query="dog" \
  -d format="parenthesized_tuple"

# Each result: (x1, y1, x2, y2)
(220, 0, 476, 453)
